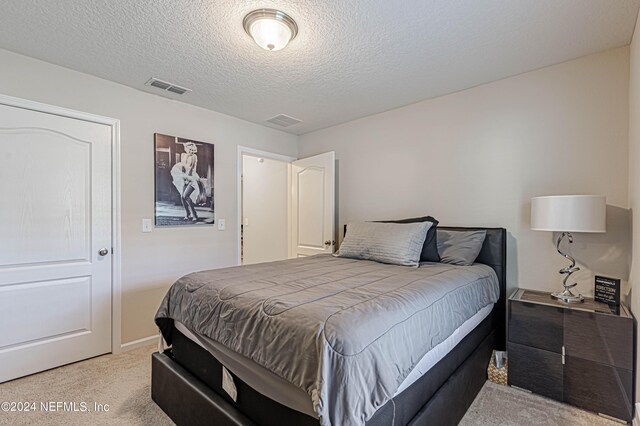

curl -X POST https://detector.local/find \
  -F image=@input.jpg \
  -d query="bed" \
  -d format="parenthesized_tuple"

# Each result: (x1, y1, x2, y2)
(152, 226, 507, 426)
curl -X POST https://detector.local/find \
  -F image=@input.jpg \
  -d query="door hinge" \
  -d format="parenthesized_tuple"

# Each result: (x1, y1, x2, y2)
(561, 345, 565, 365)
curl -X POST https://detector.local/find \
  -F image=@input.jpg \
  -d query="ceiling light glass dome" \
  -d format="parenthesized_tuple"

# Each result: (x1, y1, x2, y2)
(243, 9, 298, 51)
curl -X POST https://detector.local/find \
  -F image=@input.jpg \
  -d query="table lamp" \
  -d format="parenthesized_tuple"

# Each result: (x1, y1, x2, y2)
(530, 195, 606, 303)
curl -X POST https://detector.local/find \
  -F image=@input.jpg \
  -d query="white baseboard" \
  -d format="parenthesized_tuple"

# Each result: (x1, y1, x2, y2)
(633, 402, 640, 426)
(120, 335, 157, 352)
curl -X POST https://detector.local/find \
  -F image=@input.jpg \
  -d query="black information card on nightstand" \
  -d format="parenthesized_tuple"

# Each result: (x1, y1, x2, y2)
(594, 275, 620, 306)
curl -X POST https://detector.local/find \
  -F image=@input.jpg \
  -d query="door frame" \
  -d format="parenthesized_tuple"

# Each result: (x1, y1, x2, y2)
(236, 146, 296, 265)
(0, 94, 123, 354)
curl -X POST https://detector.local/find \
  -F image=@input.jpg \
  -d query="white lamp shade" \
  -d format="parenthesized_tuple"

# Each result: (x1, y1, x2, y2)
(531, 195, 606, 233)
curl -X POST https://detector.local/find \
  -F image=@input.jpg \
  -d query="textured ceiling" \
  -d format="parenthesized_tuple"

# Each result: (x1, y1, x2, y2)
(0, 0, 638, 134)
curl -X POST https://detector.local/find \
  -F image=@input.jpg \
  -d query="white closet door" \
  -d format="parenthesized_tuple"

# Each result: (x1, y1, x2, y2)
(0, 102, 112, 382)
(291, 152, 335, 257)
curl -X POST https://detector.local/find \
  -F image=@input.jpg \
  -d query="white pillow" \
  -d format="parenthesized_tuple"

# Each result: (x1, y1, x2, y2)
(336, 221, 432, 267)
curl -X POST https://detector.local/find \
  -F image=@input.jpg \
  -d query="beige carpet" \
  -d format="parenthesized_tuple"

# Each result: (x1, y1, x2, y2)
(0, 345, 620, 426)
(0, 345, 173, 426)
(460, 382, 619, 426)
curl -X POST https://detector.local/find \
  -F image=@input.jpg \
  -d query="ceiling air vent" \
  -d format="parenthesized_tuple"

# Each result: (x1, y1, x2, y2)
(145, 77, 191, 95)
(265, 114, 302, 127)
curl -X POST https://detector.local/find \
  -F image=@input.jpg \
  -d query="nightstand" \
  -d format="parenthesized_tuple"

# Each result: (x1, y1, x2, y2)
(508, 288, 635, 422)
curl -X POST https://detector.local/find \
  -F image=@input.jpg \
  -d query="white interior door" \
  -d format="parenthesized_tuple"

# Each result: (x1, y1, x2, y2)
(0, 102, 112, 382)
(291, 152, 335, 257)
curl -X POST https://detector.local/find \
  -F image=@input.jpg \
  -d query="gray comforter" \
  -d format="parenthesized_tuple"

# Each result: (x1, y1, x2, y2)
(155, 254, 499, 426)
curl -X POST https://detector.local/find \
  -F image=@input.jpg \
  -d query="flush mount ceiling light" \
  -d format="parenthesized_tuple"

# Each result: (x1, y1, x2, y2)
(243, 9, 298, 51)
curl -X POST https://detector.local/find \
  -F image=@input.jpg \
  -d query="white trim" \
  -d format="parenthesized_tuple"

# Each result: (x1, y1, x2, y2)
(238, 146, 296, 163)
(0, 94, 120, 126)
(633, 402, 640, 426)
(0, 94, 123, 355)
(236, 146, 296, 265)
(120, 335, 157, 352)
(110, 120, 122, 354)
(287, 162, 294, 259)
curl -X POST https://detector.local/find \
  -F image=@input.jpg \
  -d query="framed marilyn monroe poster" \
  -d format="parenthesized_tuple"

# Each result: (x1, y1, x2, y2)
(154, 133, 214, 226)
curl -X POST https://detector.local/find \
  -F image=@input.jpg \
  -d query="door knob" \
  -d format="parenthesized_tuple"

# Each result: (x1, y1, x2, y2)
(98, 248, 109, 256)
(324, 240, 335, 246)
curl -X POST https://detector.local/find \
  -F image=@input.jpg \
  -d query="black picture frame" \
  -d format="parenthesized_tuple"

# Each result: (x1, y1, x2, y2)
(594, 275, 620, 306)
(154, 133, 215, 227)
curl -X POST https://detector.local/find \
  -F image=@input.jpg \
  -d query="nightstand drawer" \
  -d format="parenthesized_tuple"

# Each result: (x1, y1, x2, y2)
(508, 301, 563, 353)
(508, 342, 563, 401)
(564, 309, 633, 370)
(564, 356, 633, 422)
(509, 289, 635, 418)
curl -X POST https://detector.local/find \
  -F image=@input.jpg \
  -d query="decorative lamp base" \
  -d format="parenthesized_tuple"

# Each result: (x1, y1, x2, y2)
(551, 232, 584, 304)
(551, 288, 584, 303)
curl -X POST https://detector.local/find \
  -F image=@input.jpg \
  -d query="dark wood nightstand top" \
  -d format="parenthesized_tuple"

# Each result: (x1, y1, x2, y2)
(510, 288, 631, 318)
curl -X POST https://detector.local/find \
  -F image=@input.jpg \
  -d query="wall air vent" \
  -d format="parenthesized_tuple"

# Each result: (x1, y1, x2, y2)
(265, 114, 302, 127)
(145, 77, 191, 95)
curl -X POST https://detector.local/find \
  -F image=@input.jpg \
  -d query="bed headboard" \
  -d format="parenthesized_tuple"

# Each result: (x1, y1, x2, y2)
(342, 224, 507, 350)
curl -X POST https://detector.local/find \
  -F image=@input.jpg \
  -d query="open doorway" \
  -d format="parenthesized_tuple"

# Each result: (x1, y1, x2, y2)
(239, 148, 295, 265)
(237, 147, 336, 265)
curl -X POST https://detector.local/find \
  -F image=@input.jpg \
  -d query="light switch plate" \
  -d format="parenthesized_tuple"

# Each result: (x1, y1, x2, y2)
(218, 219, 226, 231)
(142, 218, 152, 233)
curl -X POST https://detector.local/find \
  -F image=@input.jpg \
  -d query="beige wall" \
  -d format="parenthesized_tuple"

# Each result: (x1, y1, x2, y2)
(629, 10, 640, 403)
(0, 49, 298, 345)
(0, 42, 634, 356)
(299, 47, 630, 301)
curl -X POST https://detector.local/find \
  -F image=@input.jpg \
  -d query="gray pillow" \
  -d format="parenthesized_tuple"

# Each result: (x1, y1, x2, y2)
(437, 230, 486, 266)
(336, 221, 432, 267)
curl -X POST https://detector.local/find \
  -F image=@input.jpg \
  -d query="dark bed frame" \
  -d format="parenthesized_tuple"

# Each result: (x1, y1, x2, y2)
(152, 226, 507, 426)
